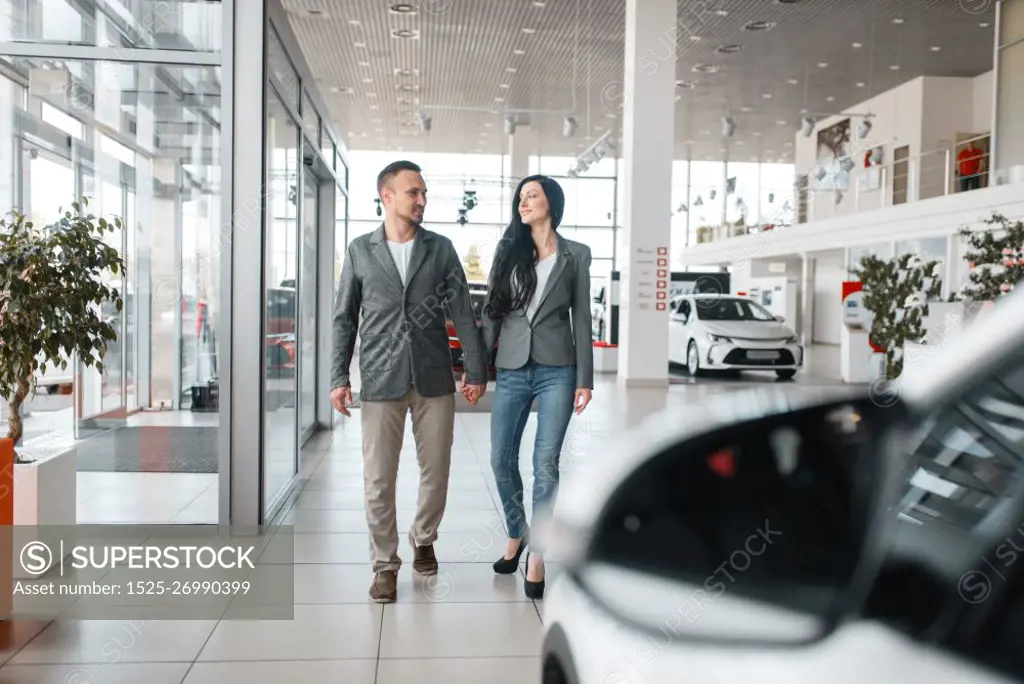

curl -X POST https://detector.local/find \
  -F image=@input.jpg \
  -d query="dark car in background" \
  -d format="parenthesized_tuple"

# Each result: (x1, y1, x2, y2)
(447, 281, 498, 378)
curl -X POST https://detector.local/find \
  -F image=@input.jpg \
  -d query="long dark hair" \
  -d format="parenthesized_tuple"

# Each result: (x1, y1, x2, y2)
(484, 175, 564, 321)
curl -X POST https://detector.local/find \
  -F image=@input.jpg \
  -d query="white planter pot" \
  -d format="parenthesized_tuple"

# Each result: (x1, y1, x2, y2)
(593, 345, 618, 373)
(12, 444, 77, 579)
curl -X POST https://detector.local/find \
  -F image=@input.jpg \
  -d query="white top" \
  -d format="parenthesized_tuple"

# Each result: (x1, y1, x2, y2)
(526, 252, 557, 321)
(387, 240, 415, 286)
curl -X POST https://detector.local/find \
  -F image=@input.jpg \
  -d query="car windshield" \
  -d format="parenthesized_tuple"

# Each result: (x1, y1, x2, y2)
(695, 298, 776, 321)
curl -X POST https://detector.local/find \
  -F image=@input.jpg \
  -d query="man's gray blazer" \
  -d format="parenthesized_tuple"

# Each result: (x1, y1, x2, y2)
(332, 224, 489, 402)
(482, 234, 594, 389)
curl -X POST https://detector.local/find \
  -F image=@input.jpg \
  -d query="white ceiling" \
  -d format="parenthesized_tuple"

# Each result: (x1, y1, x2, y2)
(282, 0, 997, 164)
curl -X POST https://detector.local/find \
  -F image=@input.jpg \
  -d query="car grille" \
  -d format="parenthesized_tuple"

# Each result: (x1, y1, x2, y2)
(723, 348, 796, 366)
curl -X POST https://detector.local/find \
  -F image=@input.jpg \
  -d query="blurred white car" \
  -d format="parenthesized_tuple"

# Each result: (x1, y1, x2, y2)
(668, 294, 803, 379)
(540, 287, 1024, 684)
(33, 352, 74, 394)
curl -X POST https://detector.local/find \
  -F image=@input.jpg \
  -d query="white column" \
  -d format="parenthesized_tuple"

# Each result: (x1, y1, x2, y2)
(993, 0, 1024, 179)
(508, 129, 530, 185)
(617, 0, 675, 388)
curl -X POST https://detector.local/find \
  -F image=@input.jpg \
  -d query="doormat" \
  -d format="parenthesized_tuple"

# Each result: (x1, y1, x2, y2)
(76, 427, 219, 473)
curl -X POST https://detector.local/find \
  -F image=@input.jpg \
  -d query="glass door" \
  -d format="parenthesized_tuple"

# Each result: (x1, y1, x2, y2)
(74, 161, 129, 438)
(298, 167, 319, 445)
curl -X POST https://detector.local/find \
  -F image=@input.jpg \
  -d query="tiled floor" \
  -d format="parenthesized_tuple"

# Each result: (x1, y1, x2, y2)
(0, 353, 858, 683)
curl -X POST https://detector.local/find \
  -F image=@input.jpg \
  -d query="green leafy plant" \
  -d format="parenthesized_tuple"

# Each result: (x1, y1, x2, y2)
(951, 212, 1024, 303)
(0, 198, 125, 462)
(853, 252, 942, 379)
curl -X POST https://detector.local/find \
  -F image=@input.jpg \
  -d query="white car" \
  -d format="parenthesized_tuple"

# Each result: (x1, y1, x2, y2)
(668, 294, 803, 379)
(540, 287, 1024, 684)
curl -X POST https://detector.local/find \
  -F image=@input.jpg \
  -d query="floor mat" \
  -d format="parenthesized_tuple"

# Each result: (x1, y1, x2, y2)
(76, 427, 219, 473)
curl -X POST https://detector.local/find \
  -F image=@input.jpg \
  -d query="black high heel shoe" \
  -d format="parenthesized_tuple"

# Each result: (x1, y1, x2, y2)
(493, 528, 529, 574)
(524, 551, 545, 600)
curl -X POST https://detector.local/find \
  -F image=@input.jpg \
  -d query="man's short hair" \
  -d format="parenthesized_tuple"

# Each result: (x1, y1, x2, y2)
(377, 160, 422, 197)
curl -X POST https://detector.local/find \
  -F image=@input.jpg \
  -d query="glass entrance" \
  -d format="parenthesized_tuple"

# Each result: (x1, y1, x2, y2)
(298, 167, 318, 445)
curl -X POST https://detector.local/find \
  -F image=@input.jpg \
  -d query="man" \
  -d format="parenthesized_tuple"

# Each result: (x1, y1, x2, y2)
(330, 160, 489, 603)
(958, 140, 985, 192)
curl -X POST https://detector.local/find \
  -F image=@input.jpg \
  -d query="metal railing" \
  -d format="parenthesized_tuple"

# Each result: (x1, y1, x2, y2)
(688, 133, 1019, 247)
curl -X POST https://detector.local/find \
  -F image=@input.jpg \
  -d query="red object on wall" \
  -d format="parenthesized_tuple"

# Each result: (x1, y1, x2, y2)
(707, 449, 736, 478)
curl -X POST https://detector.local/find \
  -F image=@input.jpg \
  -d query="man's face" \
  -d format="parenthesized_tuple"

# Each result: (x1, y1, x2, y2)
(382, 170, 427, 225)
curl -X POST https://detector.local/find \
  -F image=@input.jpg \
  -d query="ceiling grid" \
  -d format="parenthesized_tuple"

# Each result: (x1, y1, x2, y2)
(281, 0, 996, 162)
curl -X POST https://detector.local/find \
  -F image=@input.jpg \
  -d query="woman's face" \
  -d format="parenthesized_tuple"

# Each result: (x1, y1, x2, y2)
(518, 181, 550, 226)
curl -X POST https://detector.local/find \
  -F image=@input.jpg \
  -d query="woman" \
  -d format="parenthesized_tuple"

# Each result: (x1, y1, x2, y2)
(477, 174, 594, 599)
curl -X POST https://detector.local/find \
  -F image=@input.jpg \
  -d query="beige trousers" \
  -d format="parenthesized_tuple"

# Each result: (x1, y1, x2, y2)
(361, 387, 455, 573)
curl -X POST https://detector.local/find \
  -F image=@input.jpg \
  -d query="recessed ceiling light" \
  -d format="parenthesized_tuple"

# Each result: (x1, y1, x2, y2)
(826, 96, 835, 102)
(391, 28, 419, 39)
(506, 67, 517, 73)
(689, 35, 702, 41)
(739, 106, 754, 112)
(931, 46, 941, 52)
(354, 42, 366, 48)
(675, 94, 682, 102)
(389, 3, 417, 13)
(396, 84, 417, 91)
(348, 19, 361, 25)
(522, 27, 536, 34)
(788, 79, 799, 84)
(494, 97, 504, 102)
(532, 0, 545, 6)
(735, 140, 745, 145)
(980, 22, 990, 27)
(692, 63, 720, 73)
(890, 64, 900, 70)
(499, 83, 510, 89)
(776, 120, 788, 125)
(715, 9, 729, 16)
(715, 44, 743, 55)
(362, 78, 373, 83)
(743, 20, 776, 31)
(513, 48, 525, 55)
(818, 62, 828, 68)
(852, 42, 863, 48)
(762, 93, 772, 99)
(675, 80, 697, 89)
(856, 82, 866, 87)
(892, 17, 904, 24)
(359, 61, 370, 67)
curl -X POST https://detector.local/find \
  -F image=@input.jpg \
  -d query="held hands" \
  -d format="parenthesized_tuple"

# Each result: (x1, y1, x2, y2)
(330, 385, 355, 417)
(460, 373, 486, 405)
(573, 388, 592, 415)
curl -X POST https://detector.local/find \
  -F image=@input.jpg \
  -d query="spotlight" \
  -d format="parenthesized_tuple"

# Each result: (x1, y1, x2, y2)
(504, 116, 516, 135)
(562, 116, 578, 137)
(814, 165, 827, 182)
(870, 146, 884, 165)
(800, 115, 816, 137)
(839, 157, 855, 173)
(721, 115, 737, 137)
(857, 114, 873, 139)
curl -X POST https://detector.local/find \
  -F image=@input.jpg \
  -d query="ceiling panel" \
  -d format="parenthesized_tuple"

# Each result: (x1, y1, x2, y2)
(282, 0, 996, 164)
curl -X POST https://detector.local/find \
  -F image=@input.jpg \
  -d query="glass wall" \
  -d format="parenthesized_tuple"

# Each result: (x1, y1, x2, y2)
(0, 0, 225, 524)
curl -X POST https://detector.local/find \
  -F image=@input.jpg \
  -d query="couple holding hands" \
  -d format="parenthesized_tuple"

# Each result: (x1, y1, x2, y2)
(331, 160, 593, 602)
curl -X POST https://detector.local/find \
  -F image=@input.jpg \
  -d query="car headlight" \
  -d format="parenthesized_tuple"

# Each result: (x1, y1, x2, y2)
(707, 333, 732, 343)
(784, 335, 799, 344)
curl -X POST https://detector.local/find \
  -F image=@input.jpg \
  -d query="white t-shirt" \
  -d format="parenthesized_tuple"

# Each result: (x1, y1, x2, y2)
(526, 252, 557, 321)
(387, 240, 415, 286)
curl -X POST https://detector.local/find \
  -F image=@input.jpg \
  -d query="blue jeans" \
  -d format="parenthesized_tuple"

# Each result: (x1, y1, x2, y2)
(490, 360, 576, 553)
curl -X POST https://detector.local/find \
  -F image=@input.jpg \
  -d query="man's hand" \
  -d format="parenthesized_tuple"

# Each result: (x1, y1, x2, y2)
(460, 373, 486, 404)
(573, 388, 592, 415)
(330, 385, 354, 416)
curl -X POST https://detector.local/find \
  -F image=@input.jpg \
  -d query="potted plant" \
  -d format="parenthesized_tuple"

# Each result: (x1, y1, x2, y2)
(950, 212, 1024, 322)
(852, 252, 942, 380)
(0, 198, 125, 465)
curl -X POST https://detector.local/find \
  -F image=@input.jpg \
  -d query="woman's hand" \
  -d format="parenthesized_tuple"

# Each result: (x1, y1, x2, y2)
(573, 388, 592, 414)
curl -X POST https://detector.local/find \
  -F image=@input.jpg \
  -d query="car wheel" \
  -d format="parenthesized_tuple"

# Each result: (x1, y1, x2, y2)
(776, 369, 797, 380)
(686, 340, 702, 377)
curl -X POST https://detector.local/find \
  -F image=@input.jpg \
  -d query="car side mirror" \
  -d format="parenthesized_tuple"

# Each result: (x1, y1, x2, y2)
(558, 395, 906, 647)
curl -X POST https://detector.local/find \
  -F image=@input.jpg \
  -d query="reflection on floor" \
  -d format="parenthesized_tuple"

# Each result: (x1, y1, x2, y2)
(0, 367, 859, 682)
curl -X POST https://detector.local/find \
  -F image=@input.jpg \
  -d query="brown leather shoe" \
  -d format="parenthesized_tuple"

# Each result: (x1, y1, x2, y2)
(369, 570, 398, 603)
(411, 543, 438, 575)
